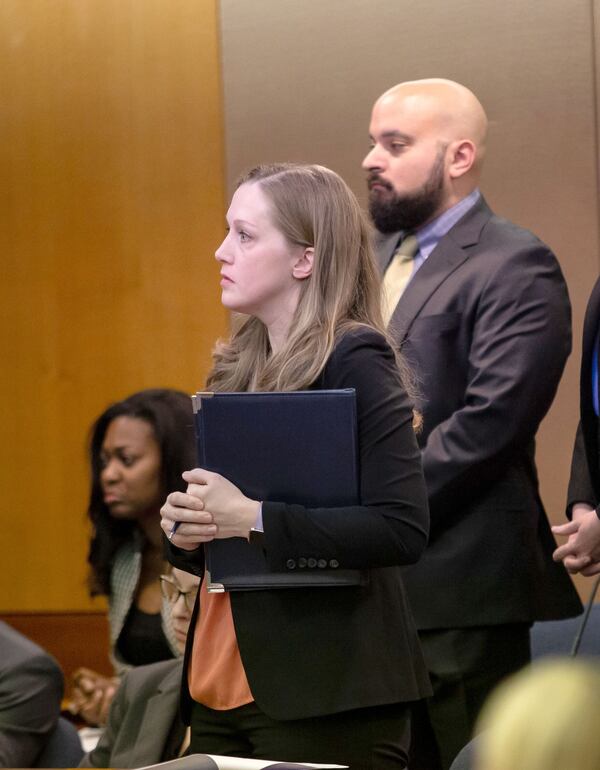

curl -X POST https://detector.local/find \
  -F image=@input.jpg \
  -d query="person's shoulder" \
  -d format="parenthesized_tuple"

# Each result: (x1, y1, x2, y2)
(121, 658, 182, 693)
(0, 621, 42, 661)
(474, 205, 556, 260)
(486, 214, 549, 248)
(455, 196, 555, 258)
(459, 205, 565, 288)
(332, 324, 392, 357)
(323, 324, 400, 391)
(0, 622, 62, 678)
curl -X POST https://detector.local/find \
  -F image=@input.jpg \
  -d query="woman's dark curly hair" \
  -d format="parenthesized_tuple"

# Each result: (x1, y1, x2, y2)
(86, 388, 196, 596)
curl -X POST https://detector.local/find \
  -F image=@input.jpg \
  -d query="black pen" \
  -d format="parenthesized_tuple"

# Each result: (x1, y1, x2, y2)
(168, 521, 180, 541)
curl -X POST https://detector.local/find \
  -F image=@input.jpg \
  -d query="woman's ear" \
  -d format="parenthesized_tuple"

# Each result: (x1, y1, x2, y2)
(292, 247, 314, 280)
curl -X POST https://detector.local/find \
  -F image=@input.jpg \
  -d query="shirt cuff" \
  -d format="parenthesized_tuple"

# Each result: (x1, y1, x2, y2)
(253, 501, 264, 532)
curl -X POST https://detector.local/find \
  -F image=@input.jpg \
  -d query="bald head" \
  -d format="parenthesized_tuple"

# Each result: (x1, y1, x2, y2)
(363, 78, 488, 230)
(378, 78, 488, 163)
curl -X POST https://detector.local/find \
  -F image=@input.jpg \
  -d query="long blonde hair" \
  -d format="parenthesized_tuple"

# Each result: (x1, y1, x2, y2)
(475, 659, 600, 770)
(207, 163, 409, 394)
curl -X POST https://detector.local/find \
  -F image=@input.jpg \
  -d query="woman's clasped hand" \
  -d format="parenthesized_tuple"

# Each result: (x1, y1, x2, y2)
(161, 468, 261, 548)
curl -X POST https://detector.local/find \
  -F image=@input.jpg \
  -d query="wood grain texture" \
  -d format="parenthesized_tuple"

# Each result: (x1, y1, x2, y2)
(1, 612, 112, 681)
(0, 0, 227, 610)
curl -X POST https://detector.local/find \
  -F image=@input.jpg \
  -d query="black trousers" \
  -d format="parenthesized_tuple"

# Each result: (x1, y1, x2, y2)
(190, 699, 411, 770)
(409, 623, 531, 770)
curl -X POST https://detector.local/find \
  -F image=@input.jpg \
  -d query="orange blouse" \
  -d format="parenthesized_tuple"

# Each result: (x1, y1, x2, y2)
(188, 576, 254, 710)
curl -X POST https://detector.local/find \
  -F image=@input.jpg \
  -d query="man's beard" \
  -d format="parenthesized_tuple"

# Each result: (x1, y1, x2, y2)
(367, 149, 446, 233)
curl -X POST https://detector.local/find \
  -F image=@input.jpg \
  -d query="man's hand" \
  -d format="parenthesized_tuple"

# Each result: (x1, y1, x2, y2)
(553, 504, 600, 575)
(68, 667, 119, 726)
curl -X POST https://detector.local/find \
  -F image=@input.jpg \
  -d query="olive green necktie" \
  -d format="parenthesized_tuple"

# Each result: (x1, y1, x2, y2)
(381, 234, 419, 325)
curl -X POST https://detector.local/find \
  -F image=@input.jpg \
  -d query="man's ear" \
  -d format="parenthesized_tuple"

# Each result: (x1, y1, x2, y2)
(292, 247, 314, 280)
(448, 139, 476, 179)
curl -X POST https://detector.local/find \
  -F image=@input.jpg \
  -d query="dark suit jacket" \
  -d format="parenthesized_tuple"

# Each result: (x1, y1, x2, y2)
(168, 328, 432, 722)
(80, 659, 184, 769)
(0, 621, 64, 768)
(377, 196, 582, 629)
(567, 276, 600, 511)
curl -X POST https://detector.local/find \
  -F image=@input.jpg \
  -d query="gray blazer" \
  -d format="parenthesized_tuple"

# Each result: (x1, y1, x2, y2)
(80, 658, 184, 768)
(378, 196, 582, 628)
(0, 621, 63, 768)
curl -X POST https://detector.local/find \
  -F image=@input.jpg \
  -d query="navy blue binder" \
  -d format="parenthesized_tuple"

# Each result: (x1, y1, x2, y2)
(191, 389, 363, 591)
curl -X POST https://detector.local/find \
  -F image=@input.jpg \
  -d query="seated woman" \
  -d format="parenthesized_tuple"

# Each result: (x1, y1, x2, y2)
(474, 658, 600, 770)
(160, 163, 431, 770)
(70, 388, 196, 726)
(79, 567, 200, 768)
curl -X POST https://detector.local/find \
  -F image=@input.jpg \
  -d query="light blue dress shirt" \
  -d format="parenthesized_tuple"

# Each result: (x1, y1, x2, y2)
(408, 188, 481, 281)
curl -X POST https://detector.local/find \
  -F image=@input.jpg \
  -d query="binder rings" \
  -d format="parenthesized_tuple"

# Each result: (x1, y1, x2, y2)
(191, 389, 363, 592)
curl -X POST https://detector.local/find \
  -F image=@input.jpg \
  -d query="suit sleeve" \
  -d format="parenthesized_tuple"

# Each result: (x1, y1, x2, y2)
(422, 242, 571, 503)
(0, 652, 63, 768)
(79, 675, 130, 768)
(164, 540, 205, 577)
(262, 329, 429, 570)
(566, 421, 599, 516)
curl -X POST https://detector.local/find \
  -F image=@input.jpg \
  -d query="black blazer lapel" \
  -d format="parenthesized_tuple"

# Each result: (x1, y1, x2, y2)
(387, 197, 493, 342)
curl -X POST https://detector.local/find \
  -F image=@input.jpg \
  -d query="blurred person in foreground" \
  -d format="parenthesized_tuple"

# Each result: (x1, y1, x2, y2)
(474, 659, 600, 770)
(80, 567, 200, 768)
(70, 388, 196, 725)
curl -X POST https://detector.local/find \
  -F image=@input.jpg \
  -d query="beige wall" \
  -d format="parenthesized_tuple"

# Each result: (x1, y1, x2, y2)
(220, 0, 600, 598)
(0, 0, 227, 611)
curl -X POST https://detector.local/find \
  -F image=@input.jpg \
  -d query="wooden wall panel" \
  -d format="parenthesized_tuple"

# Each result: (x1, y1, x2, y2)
(0, 0, 227, 610)
(1, 613, 112, 682)
(220, 0, 599, 598)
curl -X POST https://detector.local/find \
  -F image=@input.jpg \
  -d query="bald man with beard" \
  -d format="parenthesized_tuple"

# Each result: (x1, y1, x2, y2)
(363, 79, 582, 770)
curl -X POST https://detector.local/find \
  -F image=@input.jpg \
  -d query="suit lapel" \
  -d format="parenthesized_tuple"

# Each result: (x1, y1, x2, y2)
(386, 197, 493, 342)
(129, 664, 183, 767)
(376, 231, 402, 272)
(388, 239, 468, 341)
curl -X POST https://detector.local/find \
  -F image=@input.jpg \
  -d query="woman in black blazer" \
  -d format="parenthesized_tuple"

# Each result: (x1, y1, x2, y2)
(160, 163, 430, 769)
